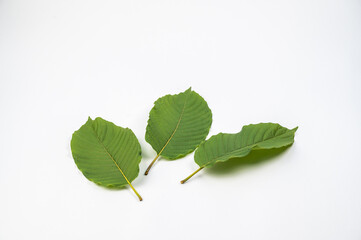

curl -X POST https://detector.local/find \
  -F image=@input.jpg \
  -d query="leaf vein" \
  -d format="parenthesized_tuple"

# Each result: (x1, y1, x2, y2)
(89, 124, 133, 188)
(156, 90, 191, 156)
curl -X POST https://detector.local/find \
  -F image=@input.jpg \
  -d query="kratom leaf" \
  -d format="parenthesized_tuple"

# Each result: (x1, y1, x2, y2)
(145, 87, 212, 175)
(71, 117, 143, 201)
(181, 123, 298, 183)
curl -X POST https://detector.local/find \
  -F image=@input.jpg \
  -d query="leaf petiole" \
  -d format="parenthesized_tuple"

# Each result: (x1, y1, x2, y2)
(128, 182, 143, 201)
(180, 167, 204, 184)
(111, 156, 143, 201)
(144, 154, 160, 175)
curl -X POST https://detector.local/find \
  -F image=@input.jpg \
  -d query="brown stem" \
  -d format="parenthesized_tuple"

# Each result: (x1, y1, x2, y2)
(144, 154, 160, 175)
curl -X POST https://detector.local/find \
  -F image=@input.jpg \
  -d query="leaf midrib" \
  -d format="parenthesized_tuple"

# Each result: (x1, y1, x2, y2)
(200, 129, 295, 167)
(157, 90, 190, 156)
(89, 125, 131, 185)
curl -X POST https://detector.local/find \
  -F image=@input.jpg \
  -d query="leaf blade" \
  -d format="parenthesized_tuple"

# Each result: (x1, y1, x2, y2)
(195, 123, 297, 168)
(145, 88, 212, 173)
(71, 117, 142, 200)
(181, 123, 297, 183)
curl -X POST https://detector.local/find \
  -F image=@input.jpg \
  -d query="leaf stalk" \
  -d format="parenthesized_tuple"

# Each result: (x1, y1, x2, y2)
(128, 183, 143, 201)
(144, 154, 160, 175)
(114, 162, 142, 201)
(180, 167, 204, 184)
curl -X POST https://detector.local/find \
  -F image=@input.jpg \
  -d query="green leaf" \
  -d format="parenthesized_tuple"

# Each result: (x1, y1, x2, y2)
(181, 123, 298, 183)
(145, 87, 212, 175)
(71, 117, 143, 201)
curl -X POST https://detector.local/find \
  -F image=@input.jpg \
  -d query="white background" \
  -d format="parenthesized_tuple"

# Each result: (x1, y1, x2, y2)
(1, 0, 360, 239)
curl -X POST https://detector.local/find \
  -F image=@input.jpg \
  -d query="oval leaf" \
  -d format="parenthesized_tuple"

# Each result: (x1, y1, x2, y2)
(181, 123, 298, 183)
(145, 87, 212, 175)
(71, 117, 143, 200)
